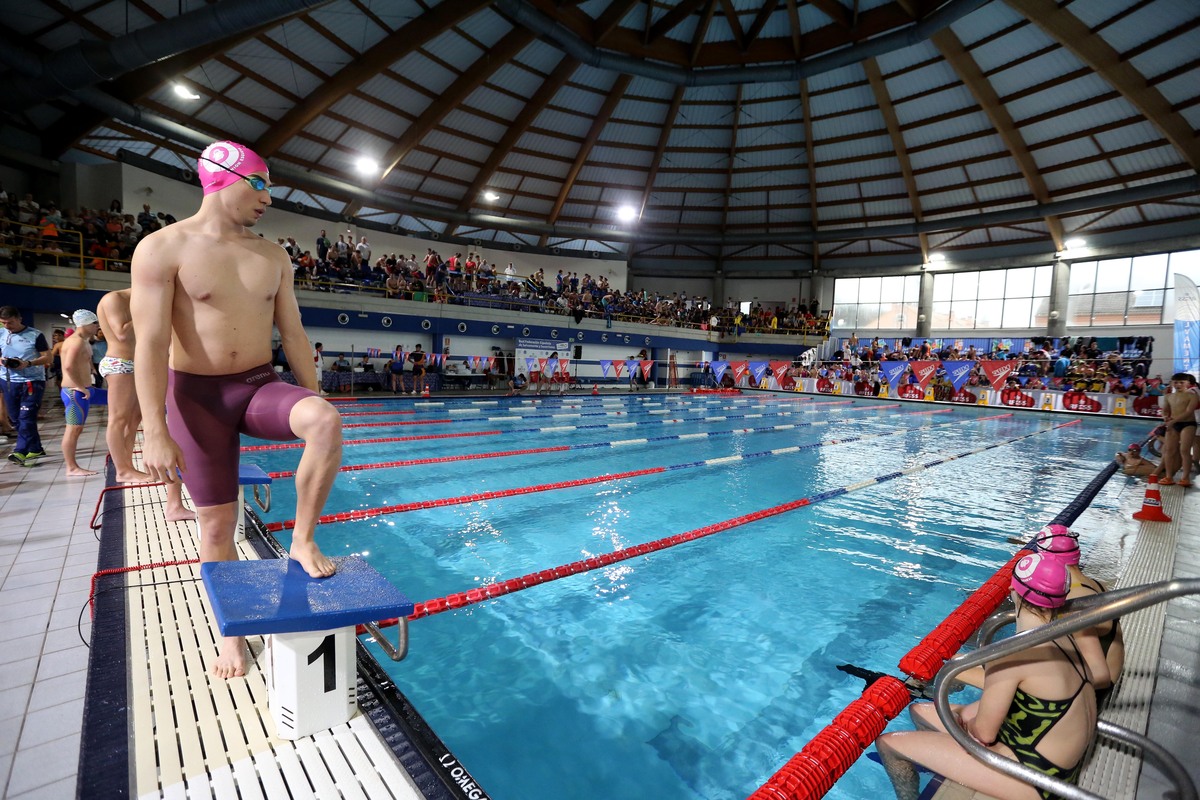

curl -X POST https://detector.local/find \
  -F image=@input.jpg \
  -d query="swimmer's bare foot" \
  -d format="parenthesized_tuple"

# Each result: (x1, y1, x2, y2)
(116, 468, 154, 483)
(211, 636, 248, 679)
(165, 502, 197, 522)
(65, 466, 98, 476)
(290, 540, 337, 578)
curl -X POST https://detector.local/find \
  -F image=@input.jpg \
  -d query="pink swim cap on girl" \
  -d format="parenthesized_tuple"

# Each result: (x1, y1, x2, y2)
(1011, 552, 1070, 608)
(1033, 523, 1080, 566)
(197, 141, 269, 195)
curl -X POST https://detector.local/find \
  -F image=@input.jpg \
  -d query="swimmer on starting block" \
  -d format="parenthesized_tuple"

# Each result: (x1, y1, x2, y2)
(132, 140, 342, 679)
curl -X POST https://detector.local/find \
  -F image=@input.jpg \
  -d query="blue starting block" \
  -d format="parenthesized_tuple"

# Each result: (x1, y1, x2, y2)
(201, 556, 413, 739)
(235, 463, 272, 542)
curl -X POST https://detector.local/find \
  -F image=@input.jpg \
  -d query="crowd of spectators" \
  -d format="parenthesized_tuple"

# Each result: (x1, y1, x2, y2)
(800, 334, 1160, 395)
(282, 231, 829, 336)
(1, 184, 178, 273)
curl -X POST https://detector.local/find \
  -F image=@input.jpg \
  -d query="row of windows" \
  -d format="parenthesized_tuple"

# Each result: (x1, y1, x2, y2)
(832, 248, 1200, 331)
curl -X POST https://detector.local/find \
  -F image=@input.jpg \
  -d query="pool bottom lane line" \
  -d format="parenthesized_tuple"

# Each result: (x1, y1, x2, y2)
(387, 418, 1080, 623)
(265, 411, 1015, 532)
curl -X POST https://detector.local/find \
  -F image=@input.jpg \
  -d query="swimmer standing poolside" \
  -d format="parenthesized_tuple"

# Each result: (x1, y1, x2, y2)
(96, 289, 196, 522)
(132, 140, 342, 679)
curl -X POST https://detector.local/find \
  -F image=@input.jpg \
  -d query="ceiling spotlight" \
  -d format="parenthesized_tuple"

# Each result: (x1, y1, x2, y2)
(484, 191, 500, 201)
(172, 83, 201, 100)
(928, 253, 946, 262)
(355, 157, 379, 175)
(1064, 238, 1086, 249)
(617, 205, 637, 222)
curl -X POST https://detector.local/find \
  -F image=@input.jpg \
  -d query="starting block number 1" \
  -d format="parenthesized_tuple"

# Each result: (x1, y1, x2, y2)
(266, 627, 357, 739)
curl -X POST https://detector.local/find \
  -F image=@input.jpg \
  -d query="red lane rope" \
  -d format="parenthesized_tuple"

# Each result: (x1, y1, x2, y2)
(264, 466, 667, 531)
(267, 446, 573, 479)
(241, 430, 503, 452)
(340, 409, 418, 417)
(89, 559, 199, 617)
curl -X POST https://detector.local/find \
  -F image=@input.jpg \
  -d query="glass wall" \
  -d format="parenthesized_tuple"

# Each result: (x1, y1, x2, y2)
(831, 247, 1200, 331)
(1068, 249, 1200, 326)
(831, 275, 920, 330)
(929, 266, 1052, 330)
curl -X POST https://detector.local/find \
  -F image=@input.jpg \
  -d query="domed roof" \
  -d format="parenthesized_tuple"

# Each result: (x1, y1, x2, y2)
(4, 0, 1198, 276)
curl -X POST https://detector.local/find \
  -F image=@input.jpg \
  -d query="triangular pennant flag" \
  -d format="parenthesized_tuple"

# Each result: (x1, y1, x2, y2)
(878, 360, 908, 387)
(942, 361, 976, 393)
(487, 356, 496, 371)
(525, 357, 536, 374)
(612, 359, 626, 377)
(909, 360, 939, 390)
(749, 361, 770, 383)
(639, 360, 654, 380)
(769, 361, 790, 384)
(710, 361, 729, 382)
(559, 358, 570, 376)
(980, 360, 1016, 391)
(731, 361, 749, 382)
(600, 359, 612, 378)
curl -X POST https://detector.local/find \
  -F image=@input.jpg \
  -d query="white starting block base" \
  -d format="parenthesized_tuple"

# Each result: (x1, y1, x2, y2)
(266, 626, 358, 740)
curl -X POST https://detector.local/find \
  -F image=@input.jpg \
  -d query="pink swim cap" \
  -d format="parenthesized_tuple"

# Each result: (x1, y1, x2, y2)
(198, 141, 269, 195)
(1011, 552, 1070, 608)
(1033, 523, 1080, 565)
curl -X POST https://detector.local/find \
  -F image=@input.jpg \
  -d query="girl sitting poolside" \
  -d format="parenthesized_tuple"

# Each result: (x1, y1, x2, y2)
(875, 553, 1097, 800)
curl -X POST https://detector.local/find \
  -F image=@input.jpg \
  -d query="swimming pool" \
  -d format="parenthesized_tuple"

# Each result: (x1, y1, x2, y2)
(248, 393, 1143, 799)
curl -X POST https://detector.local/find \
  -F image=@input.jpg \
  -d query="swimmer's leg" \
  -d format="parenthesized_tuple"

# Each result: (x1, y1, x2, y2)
(105, 371, 151, 482)
(196, 501, 248, 679)
(165, 481, 196, 521)
(287, 396, 342, 578)
(62, 422, 97, 476)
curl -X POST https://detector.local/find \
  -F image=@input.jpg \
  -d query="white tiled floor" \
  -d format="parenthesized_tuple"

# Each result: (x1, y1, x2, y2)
(1, 409, 106, 799)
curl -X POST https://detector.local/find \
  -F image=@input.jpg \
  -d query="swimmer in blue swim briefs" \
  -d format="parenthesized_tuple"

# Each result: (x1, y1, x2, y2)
(132, 140, 343, 679)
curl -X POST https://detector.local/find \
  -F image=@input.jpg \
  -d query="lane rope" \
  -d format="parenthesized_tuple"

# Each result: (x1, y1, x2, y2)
(266, 406, 940, 479)
(376, 417, 1077, 623)
(266, 411, 1018, 531)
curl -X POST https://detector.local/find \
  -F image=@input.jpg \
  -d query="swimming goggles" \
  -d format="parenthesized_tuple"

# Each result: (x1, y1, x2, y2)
(199, 156, 272, 194)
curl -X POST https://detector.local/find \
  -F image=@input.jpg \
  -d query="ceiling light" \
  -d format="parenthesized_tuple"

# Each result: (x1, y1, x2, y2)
(1064, 238, 1086, 249)
(172, 83, 201, 100)
(484, 191, 500, 201)
(928, 253, 946, 262)
(355, 157, 379, 175)
(617, 205, 637, 222)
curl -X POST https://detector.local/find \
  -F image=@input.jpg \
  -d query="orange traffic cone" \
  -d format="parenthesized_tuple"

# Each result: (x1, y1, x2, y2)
(592, 384, 599, 396)
(422, 385, 430, 398)
(1132, 475, 1172, 522)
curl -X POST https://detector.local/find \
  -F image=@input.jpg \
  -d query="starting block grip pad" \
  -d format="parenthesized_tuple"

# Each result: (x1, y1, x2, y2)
(200, 556, 413, 637)
(200, 557, 414, 739)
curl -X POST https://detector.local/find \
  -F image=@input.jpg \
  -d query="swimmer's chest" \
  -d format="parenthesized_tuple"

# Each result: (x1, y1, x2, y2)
(177, 245, 280, 306)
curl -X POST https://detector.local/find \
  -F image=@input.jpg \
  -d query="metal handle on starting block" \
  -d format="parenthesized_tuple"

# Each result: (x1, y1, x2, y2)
(252, 482, 271, 513)
(362, 619, 409, 661)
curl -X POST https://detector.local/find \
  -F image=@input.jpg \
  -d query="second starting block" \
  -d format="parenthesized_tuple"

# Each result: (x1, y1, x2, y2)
(201, 556, 413, 739)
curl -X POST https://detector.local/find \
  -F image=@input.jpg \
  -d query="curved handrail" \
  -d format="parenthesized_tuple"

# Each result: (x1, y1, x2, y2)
(932, 579, 1200, 800)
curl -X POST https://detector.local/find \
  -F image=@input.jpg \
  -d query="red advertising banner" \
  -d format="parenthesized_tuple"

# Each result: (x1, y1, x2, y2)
(1062, 391, 1102, 413)
(980, 360, 1016, 391)
(951, 388, 978, 404)
(999, 387, 1036, 407)
(639, 360, 654, 379)
(1132, 396, 1163, 417)
(770, 361, 791, 384)
(897, 384, 925, 400)
(731, 361, 749, 383)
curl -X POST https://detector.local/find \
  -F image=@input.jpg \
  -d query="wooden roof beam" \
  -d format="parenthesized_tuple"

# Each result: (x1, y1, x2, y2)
(932, 27, 1064, 249)
(1004, 0, 1200, 171)
(255, 0, 490, 157)
(638, 86, 686, 219)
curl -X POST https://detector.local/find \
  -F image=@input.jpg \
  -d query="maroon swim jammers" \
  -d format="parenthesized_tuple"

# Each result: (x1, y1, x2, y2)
(166, 364, 317, 506)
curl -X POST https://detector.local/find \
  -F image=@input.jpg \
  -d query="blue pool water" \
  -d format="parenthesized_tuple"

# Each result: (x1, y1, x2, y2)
(248, 394, 1145, 799)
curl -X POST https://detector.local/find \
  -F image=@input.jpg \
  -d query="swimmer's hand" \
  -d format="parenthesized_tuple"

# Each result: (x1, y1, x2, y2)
(141, 433, 187, 483)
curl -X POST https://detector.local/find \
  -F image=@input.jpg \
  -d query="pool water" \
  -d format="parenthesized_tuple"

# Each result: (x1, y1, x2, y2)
(248, 394, 1145, 799)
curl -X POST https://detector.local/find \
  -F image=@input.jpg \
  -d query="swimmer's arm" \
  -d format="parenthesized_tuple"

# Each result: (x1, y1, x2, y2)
(130, 235, 177, 437)
(274, 253, 318, 393)
(969, 658, 1020, 745)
